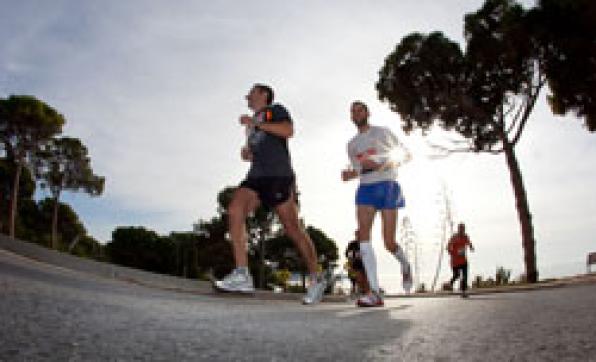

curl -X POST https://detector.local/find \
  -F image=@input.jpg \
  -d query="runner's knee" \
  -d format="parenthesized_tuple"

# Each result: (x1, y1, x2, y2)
(384, 242, 396, 253)
(227, 200, 246, 220)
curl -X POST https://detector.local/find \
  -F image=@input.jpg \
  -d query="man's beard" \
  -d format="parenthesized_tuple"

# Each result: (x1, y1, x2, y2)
(352, 118, 368, 128)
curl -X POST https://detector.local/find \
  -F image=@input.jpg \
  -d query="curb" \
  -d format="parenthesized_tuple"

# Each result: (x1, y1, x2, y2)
(384, 274, 596, 299)
(0, 235, 348, 303)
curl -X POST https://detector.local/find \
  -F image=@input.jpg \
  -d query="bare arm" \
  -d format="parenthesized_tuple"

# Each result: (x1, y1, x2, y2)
(446, 238, 454, 253)
(240, 146, 252, 162)
(342, 144, 360, 182)
(240, 115, 293, 139)
(257, 121, 294, 139)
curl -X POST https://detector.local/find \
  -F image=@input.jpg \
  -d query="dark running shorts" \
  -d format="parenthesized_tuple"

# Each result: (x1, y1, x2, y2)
(350, 259, 365, 272)
(239, 176, 296, 208)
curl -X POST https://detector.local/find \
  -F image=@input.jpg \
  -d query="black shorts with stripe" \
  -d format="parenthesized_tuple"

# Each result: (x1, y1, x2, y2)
(239, 176, 296, 209)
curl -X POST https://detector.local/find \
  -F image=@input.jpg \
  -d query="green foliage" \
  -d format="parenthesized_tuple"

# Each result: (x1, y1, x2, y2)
(265, 224, 339, 287)
(193, 216, 235, 278)
(0, 95, 65, 156)
(377, 0, 539, 152)
(495, 266, 512, 285)
(36, 137, 105, 198)
(35, 136, 104, 249)
(0, 159, 35, 231)
(69, 235, 104, 260)
(105, 186, 339, 284)
(377, 31, 467, 135)
(272, 269, 291, 289)
(0, 159, 35, 200)
(416, 283, 427, 293)
(376, 0, 595, 284)
(106, 227, 176, 275)
(529, 0, 596, 130)
(0, 94, 104, 261)
(472, 268, 514, 288)
(377, 0, 594, 148)
(36, 198, 87, 247)
(285, 285, 306, 294)
(0, 95, 65, 237)
(170, 231, 201, 279)
(306, 225, 339, 268)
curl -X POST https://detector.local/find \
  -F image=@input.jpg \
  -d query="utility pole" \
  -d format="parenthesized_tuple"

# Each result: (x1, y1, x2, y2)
(400, 216, 419, 290)
(431, 184, 455, 292)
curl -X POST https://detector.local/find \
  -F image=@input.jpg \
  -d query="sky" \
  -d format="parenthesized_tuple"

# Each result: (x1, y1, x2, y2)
(1, 0, 595, 292)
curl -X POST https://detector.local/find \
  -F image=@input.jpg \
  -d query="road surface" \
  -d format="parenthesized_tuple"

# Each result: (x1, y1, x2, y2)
(1, 249, 594, 361)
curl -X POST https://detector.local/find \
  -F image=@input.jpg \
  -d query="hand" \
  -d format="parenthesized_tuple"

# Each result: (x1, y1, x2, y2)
(360, 158, 380, 171)
(341, 169, 358, 182)
(239, 115, 253, 126)
(241, 146, 252, 161)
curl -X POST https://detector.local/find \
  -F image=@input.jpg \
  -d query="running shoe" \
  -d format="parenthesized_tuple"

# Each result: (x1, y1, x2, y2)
(356, 293, 384, 307)
(302, 278, 327, 305)
(213, 269, 255, 293)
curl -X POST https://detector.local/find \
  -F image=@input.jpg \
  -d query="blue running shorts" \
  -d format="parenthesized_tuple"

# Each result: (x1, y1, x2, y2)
(356, 181, 405, 209)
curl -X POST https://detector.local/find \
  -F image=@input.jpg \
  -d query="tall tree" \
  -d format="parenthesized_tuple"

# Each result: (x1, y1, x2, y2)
(528, 0, 596, 130)
(376, 0, 595, 282)
(170, 231, 201, 279)
(107, 226, 176, 274)
(267, 225, 339, 289)
(35, 137, 104, 249)
(193, 216, 235, 278)
(0, 158, 35, 233)
(37, 198, 87, 250)
(0, 95, 64, 238)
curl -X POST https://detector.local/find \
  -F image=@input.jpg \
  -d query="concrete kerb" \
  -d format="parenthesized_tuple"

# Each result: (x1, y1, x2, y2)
(5, 234, 592, 302)
(0, 234, 348, 303)
(384, 274, 596, 299)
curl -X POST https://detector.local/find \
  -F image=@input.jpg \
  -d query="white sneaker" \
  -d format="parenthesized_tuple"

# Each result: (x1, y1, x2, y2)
(356, 292, 384, 307)
(214, 269, 255, 293)
(402, 263, 413, 294)
(302, 278, 327, 305)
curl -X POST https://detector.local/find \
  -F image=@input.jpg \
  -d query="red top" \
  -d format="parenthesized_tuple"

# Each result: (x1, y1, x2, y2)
(447, 233, 471, 267)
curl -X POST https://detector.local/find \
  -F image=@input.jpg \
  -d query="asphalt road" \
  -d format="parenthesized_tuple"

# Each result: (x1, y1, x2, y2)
(1, 249, 595, 361)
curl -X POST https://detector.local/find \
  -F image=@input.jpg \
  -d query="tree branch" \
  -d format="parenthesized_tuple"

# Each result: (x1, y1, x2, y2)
(510, 79, 545, 146)
(427, 140, 503, 159)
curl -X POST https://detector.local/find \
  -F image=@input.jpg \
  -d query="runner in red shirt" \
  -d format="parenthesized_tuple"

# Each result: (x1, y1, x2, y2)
(447, 223, 475, 298)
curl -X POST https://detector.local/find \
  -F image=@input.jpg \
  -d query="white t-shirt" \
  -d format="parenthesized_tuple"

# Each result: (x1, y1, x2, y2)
(347, 125, 409, 184)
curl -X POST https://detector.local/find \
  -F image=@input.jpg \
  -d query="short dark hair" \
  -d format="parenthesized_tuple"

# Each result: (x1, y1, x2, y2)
(253, 83, 274, 105)
(351, 100, 369, 112)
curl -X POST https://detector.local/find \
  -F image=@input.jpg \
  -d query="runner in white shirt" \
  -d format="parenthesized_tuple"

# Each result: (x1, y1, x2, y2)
(342, 101, 413, 307)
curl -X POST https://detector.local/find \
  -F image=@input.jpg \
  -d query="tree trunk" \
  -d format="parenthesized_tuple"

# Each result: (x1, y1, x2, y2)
(8, 162, 23, 239)
(51, 195, 60, 249)
(503, 140, 539, 283)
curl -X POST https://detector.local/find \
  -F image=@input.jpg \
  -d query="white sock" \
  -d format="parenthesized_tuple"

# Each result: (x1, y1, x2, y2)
(394, 245, 411, 274)
(359, 241, 380, 294)
(236, 266, 249, 275)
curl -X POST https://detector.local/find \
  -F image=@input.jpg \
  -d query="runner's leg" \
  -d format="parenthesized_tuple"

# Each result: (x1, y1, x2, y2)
(449, 267, 459, 287)
(357, 206, 379, 294)
(228, 187, 260, 268)
(355, 270, 370, 294)
(275, 194, 318, 276)
(461, 263, 468, 292)
(381, 208, 412, 292)
(380, 209, 398, 254)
